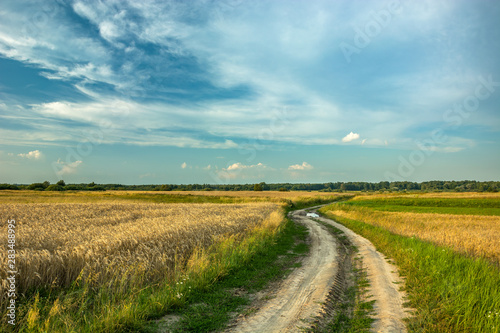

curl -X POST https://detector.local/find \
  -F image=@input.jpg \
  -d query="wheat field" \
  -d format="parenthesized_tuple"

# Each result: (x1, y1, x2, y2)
(0, 202, 280, 309)
(0, 189, 341, 204)
(326, 207, 500, 264)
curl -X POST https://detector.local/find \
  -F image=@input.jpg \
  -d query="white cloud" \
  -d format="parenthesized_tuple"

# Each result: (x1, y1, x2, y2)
(288, 162, 313, 170)
(18, 150, 42, 160)
(361, 139, 367, 145)
(99, 21, 120, 41)
(225, 162, 266, 171)
(181, 162, 187, 169)
(53, 159, 83, 176)
(342, 132, 360, 143)
(216, 162, 269, 180)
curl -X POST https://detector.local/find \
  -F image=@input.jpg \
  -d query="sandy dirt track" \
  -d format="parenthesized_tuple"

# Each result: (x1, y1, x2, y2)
(315, 212, 409, 333)
(227, 209, 340, 332)
(228, 207, 409, 333)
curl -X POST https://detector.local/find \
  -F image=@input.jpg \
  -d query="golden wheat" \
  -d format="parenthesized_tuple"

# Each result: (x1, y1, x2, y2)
(0, 202, 280, 308)
(327, 207, 500, 264)
(0, 189, 340, 204)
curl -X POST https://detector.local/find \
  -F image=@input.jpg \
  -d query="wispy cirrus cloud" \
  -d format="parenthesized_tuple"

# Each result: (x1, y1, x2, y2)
(0, 0, 498, 155)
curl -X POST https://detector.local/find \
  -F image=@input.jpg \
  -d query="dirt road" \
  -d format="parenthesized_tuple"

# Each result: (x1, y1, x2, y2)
(227, 209, 340, 332)
(228, 207, 409, 333)
(315, 212, 409, 333)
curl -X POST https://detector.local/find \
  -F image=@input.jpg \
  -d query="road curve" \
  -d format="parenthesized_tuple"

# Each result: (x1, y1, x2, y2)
(227, 207, 409, 333)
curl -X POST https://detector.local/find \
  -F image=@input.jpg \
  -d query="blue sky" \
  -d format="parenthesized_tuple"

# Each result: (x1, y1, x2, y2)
(0, 0, 499, 185)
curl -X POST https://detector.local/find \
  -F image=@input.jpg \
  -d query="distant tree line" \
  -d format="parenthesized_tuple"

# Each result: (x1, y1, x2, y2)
(0, 180, 105, 191)
(0, 180, 499, 192)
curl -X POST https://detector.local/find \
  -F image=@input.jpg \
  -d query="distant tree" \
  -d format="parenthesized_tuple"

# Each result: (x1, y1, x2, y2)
(379, 181, 390, 189)
(159, 185, 172, 191)
(46, 184, 65, 191)
(56, 180, 66, 186)
(29, 182, 49, 190)
(87, 185, 105, 191)
(254, 183, 263, 191)
(259, 182, 269, 191)
(0, 184, 19, 190)
(279, 187, 289, 192)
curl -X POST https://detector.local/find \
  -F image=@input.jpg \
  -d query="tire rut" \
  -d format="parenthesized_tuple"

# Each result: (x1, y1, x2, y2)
(314, 210, 409, 333)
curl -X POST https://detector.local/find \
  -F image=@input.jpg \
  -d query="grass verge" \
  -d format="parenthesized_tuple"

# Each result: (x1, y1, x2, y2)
(319, 205, 500, 333)
(155, 216, 309, 332)
(313, 221, 374, 333)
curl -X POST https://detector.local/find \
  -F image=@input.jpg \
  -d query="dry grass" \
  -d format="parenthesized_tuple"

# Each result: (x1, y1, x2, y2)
(0, 202, 280, 308)
(327, 207, 500, 264)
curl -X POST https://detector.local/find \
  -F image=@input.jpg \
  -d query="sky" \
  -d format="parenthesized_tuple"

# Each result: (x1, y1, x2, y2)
(0, 0, 499, 185)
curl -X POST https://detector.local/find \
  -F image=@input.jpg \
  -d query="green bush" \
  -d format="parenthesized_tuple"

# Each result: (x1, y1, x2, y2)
(28, 182, 50, 190)
(0, 184, 19, 190)
(45, 184, 65, 191)
(86, 185, 106, 191)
